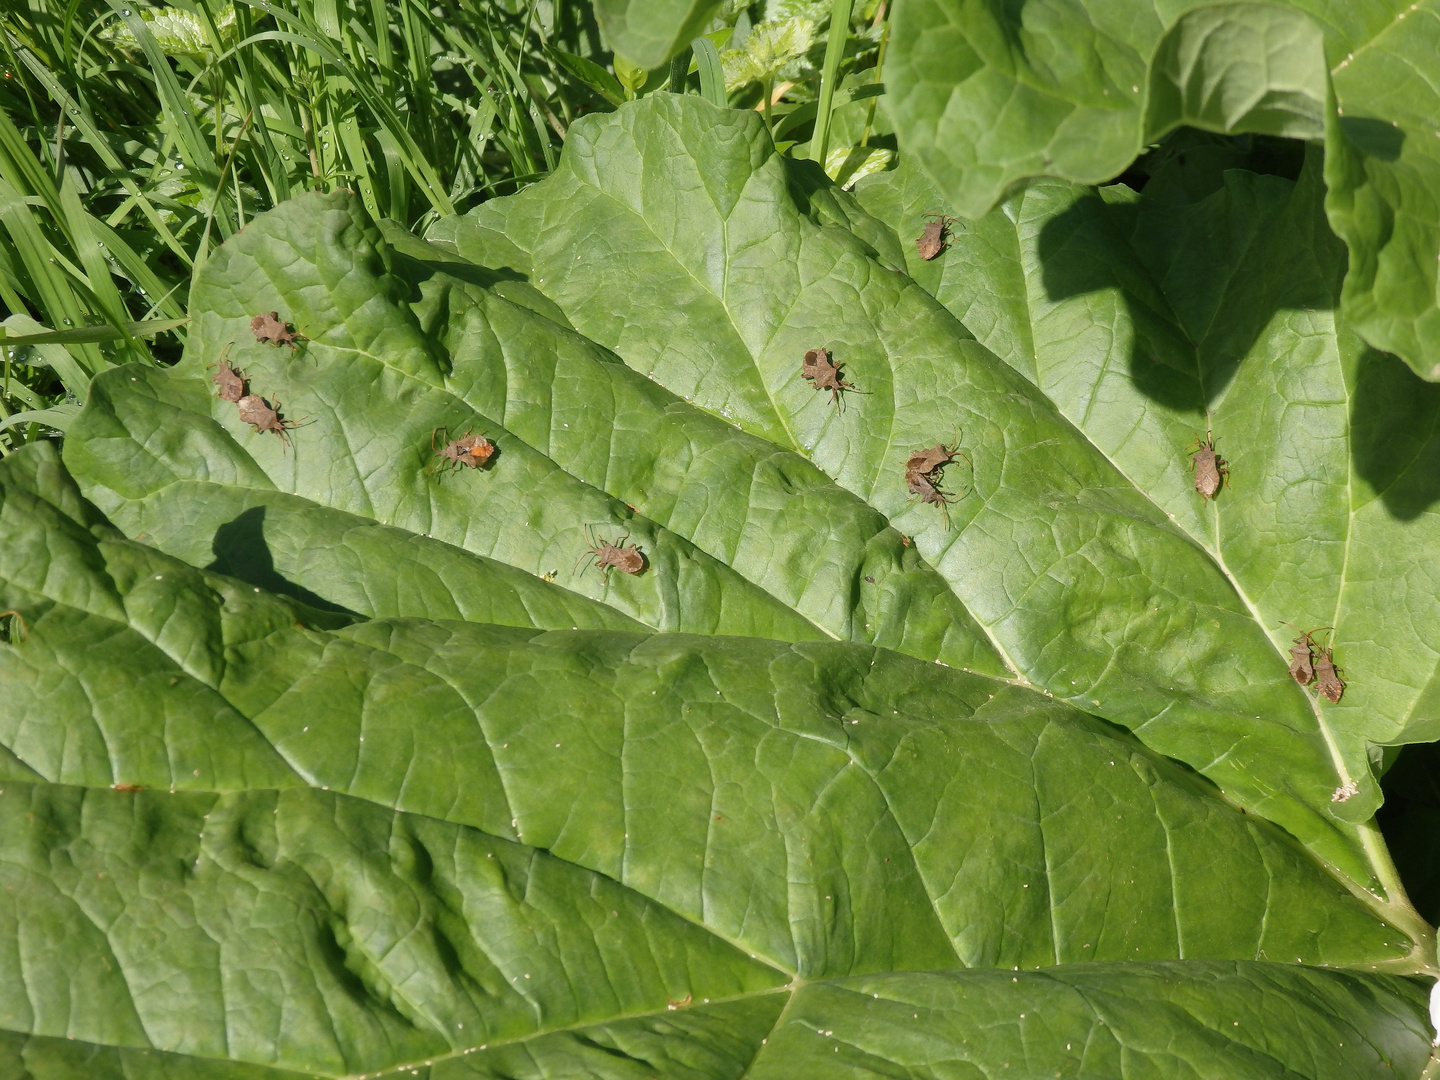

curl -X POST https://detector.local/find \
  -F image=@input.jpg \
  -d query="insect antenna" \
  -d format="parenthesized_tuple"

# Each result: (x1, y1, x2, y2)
(573, 525, 600, 576)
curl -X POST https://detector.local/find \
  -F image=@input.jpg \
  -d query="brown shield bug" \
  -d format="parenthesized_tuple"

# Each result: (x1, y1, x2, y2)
(237, 394, 301, 446)
(1186, 431, 1229, 500)
(1279, 622, 1330, 686)
(250, 311, 304, 349)
(801, 348, 856, 411)
(0, 609, 28, 643)
(576, 528, 645, 580)
(904, 434, 969, 528)
(906, 439, 961, 477)
(1314, 637, 1345, 703)
(208, 346, 247, 402)
(904, 437, 973, 527)
(431, 427, 496, 474)
(906, 469, 956, 528)
(915, 212, 957, 261)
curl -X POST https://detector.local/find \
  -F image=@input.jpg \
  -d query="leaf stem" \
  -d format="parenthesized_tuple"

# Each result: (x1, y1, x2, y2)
(1355, 816, 1437, 975)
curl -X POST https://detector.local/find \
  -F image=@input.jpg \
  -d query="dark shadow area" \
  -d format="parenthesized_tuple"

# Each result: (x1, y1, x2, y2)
(1349, 346, 1440, 519)
(1112, 130, 1306, 193)
(1036, 125, 1438, 523)
(1037, 128, 1337, 415)
(1339, 116, 1405, 162)
(1035, 194, 1216, 413)
(1377, 741, 1440, 925)
(205, 506, 359, 618)
(397, 253, 529, 293)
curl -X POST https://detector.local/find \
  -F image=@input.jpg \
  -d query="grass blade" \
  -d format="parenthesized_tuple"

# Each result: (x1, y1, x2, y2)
(811, 0, 854, 163)
(692, 37, 725, 108)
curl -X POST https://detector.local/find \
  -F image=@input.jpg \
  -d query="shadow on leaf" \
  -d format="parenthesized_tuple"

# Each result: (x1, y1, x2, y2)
(1350, 345, 1440, 520)
(1036, 138, 1341, 414)
(206, 506, 359, 618)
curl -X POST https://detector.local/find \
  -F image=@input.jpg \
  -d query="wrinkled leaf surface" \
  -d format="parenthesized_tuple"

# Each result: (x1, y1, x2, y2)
(0, 442, 1430, 1076)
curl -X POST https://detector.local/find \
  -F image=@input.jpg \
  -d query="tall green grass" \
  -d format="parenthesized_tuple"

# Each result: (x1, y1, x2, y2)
(0, 0, 610, 451)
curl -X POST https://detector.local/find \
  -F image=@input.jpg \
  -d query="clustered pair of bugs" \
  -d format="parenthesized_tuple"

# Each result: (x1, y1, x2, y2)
(1285, 624, 1345, 703)
(208, 313, 308, 443)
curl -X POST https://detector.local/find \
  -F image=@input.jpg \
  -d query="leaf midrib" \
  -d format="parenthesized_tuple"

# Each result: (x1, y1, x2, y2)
(1330, 0, 1433, 74)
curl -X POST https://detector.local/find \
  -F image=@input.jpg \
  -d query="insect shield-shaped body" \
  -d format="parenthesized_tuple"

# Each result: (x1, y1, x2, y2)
(237, 394, 299, 446)
(1279, 622, 1331, 687)
(915, 212, 957, 261)
(576, 529, 645, 581)
(1288, 636, 1316, 685)
(431, 427, 496, 474)
(906, 441, 958, 478)
(904, 437, 967, 528)
(907, 470, 954, 509)
(250, 311, 304, 350)
(1314, 641, 1345, 703)
(208, 347, 247, 402)
(801, 348, 855, 411)
(1186, 431, 1228, 500)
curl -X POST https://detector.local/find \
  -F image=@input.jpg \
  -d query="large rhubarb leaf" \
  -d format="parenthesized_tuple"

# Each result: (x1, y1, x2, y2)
(883, 0, 1440, 382)
(0, 441, 1431, 1076)
(425, 94, 1400, 897)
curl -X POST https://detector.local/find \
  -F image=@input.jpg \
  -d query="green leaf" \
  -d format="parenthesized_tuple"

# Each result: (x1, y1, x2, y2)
(852, 139, 1440, 979)
(551, 48, 628, 107)
(426, 95, 1393, 894)
(595, 0, 723, 69)
(854, 145, 1440, 773)
(883, 0, 1440, 382)
(0, 441, 1430, 1073)
(1145, 4, 1327, 142)
(693, 35, 729, 107)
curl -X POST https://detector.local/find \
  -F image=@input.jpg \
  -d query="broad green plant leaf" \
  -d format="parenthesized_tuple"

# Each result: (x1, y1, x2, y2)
(424, 94, 1416, 903)
(852, 144, 1440, 779)
(595, 0, 722, 69)
(68, 156, 1364, 895)
(883, 0, 1440, 382)
(0, 441, 1431, 1075)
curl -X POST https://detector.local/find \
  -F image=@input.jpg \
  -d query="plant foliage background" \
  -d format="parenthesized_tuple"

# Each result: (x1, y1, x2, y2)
(5, 0, 1440, 1077)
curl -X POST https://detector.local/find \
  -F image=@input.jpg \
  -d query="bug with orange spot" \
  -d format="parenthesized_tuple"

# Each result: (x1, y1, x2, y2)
(431, 427, 497, 475)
